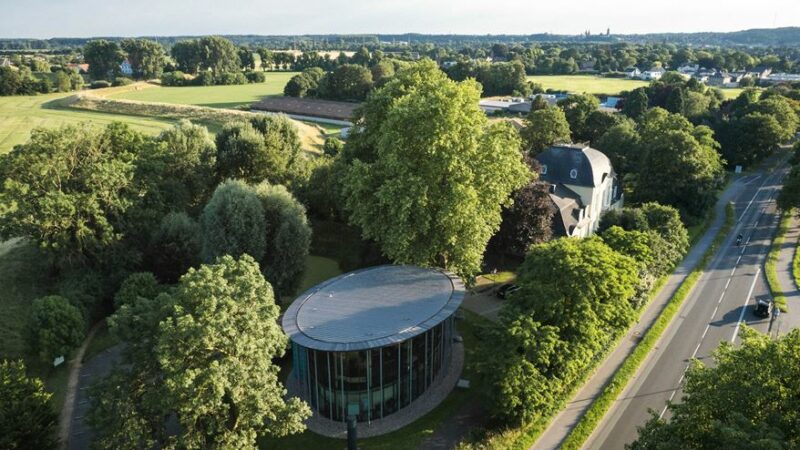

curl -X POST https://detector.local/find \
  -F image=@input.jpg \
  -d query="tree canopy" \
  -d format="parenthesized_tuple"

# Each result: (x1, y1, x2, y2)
(200, 179, 267, 262)
(521, 105, 571, 155)
(0, 360, 58, 450)
(340, 60, 530, 275)
(630, 328, 800, 450)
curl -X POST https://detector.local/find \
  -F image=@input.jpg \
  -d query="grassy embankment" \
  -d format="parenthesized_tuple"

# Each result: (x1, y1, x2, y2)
(528, 74, 744, 99)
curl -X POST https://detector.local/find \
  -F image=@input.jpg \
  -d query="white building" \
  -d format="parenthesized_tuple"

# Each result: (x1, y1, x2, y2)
(536, 144, 623, 237)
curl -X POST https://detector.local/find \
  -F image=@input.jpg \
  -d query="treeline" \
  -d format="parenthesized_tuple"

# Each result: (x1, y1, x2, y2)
(3, 27, 800, 49)
(0, 65, 83, 96)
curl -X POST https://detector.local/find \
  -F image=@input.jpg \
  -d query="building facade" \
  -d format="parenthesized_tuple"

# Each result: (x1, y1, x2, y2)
(282, 265, 465, 424)
(536, 143, 623, 237)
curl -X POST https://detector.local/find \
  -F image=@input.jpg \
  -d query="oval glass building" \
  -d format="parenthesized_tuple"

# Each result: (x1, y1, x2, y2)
(282, 265, 465, 423)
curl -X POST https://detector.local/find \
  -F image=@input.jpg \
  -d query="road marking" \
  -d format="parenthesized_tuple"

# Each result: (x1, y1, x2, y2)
(732, 267, 761, 343)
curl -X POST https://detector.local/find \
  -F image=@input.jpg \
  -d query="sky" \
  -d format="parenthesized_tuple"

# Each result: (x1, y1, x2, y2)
(1, 0, 799, 39)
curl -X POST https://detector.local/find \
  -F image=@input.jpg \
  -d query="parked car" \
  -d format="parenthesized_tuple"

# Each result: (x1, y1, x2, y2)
(496, 283, 520, 299)
(753, 297, 772, 318)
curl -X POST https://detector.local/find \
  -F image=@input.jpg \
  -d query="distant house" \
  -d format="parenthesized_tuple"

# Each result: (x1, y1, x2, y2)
(765, 73, 800, 83)
(599, 96, 621, 112)
(119, 59, 133, 77)
(535, 144, 623, 238)
(578, 60, 598, 73)
(748, 65, 773, 80)
(640, 67, 665, 81)
(624, 66, 641, 79)
(706, 71, 732, 87)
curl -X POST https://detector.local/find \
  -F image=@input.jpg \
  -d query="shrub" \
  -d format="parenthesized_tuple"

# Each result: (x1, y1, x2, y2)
(27, 295, 86, 362)
(193, 71, 214, 86)
(214, 72, 247, 85)
(90, 80, 111, 89)
(245, 71, 266, 83)
(112, 77, 133, 87)
(161, 71, 187, 86)
(322, 137, 343, 156)
(113, 272, 163, 309)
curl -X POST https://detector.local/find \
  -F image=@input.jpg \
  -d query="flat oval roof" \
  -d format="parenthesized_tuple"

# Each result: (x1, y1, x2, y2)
(282, 265, 465, 352)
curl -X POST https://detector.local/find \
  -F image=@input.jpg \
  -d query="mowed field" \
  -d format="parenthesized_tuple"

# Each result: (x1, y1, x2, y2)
(0, 93, 173, 154)
(528, 74, 745, 99)
(109, 72, 298, 108)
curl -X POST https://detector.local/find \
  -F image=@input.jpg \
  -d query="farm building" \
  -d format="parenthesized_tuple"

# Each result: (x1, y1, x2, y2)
(282, 265, 464, 427)
(251, 96, 357, 125)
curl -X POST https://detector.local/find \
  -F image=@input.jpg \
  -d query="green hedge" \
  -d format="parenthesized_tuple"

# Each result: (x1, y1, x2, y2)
(765, 210, 792, 313)
(558, 202, 735, 450)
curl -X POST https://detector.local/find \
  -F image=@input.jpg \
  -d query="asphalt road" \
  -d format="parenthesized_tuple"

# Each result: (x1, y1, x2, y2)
(586, 162, 795, 450)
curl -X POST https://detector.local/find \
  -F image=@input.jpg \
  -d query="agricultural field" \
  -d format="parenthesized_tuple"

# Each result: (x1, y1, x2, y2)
(0, 92, 173, 154)
(528, 74, 745, 99)
(108, 72, 298, 108)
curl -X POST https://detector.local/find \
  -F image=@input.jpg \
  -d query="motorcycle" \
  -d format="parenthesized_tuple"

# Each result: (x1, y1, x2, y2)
(736, 234, 743, 246)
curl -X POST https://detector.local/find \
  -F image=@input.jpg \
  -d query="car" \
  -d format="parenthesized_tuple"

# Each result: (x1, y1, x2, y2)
(753, 297, 772, 318)
(496, 283, 520, 299)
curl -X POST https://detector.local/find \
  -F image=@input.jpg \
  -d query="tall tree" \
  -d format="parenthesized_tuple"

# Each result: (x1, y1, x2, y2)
(630, 328, 800, 450)
(0, 124, 138, 264)
(594, 117, 641, 175)
(488, 181, 555, 257)
(120, 39, 167, 79)
(251, 182, 312, 296)
(521, 105, 572, 154)
(83, 39, 125, 80)
(623, 87, 649, 119)
(27, 295, 86, 362)
(0, 360, 58, 450)
(341, 61, 530, 276)
(171, 40, 202, 74)
(557, 93, 600, 142)
(197, 36, 241, 75)
(200, 180, 266, 262)
(147, 212, 202, 283)
(156, 255, 311, 448)
(318, 64, 374, 100)
(633, 108, 724, 219)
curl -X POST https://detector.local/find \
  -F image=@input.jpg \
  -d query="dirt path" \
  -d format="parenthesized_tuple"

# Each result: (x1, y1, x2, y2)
(58, 319, 104, 450)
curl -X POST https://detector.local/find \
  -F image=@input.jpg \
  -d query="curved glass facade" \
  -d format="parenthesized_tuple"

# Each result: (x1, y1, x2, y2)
(291, 317, 455, 423)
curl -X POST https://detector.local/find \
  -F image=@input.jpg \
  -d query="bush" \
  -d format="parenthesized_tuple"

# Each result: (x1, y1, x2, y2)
(193, 71, 214, 86)
(113, 272, 164, 309)
(90, 80, 111, 89)
(214, 72, 247, 85)
(161, 71, 187, 86)
(112, 77, 133, 87)
(200, 179, 267, 262)
(322, 137, 343, 156)
(0, 360, 58, 450)
(27, 295, 86, 362)
(245, 71, 266, 83)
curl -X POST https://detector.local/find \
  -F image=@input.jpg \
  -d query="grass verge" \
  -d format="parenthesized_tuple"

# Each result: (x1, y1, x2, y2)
(558, 202, 735, 450)
(765, 210, 792, 313)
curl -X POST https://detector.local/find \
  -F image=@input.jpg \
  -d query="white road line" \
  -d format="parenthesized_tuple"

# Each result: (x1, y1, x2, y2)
(732, 267, 761, 343)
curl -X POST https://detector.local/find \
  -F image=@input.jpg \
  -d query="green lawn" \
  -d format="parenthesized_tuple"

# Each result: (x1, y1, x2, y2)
(527, 75, 649, 95)
(108, 72, 298, 108)
(0, 92, 174, 154)
(527, 75, 744, 99)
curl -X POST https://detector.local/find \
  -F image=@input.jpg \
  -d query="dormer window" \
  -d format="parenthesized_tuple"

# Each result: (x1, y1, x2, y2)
(570, 169, 578, 179)
(541, 164, 548, 175)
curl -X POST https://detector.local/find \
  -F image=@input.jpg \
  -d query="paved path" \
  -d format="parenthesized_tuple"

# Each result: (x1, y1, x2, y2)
(58, 320, 104, 450)
(774, 214, 800, 334)
(528, 170, 753, 450)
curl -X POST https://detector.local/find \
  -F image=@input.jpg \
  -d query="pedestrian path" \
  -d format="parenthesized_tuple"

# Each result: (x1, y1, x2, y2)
(774, 214, 800, 334)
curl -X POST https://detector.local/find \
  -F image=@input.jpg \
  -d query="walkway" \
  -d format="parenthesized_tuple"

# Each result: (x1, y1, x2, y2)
(773, 214, 800, 334)
(528, 177, 745, 450)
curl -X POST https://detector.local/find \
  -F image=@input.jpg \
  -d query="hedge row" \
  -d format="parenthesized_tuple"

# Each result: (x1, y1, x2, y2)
(765, 210, 792, 313)
(558, 202, 735, 450)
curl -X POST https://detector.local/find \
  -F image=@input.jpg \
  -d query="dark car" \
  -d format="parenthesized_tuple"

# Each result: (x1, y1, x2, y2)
(754, 298, 772, 318)
(496, 283, 520, 299)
